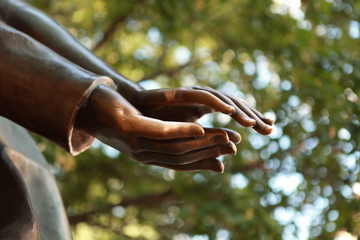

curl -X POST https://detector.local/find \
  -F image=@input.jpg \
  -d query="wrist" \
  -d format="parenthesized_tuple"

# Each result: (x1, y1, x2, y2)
(112, 76, 144, 107)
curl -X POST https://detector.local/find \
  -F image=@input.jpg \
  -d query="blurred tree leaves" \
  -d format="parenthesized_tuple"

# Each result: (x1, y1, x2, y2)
(28, 0, 360, 239)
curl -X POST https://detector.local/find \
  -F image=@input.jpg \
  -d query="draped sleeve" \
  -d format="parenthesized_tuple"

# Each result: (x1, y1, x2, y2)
(0, 21, 116, 155)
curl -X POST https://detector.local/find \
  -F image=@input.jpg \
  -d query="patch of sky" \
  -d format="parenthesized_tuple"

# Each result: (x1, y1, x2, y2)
(327, 210, 339, 222)
(269, 172, 304, 196)
(270, 0, 304, 20)
(147, 27, 163, 45)
(282, 224, 297, 240)
(191, 235, 209, 240)
(138, 79, 162, 89)
(244, 61, 256, 75)
(182, 74, 197, 86)
(288, 95, 300, 108)
(230, 173, 249, 189)
(92, 139, 120, 158)
(197, 113, 214, 128)
(174, 46, 192, 65)
(340, 185, 353, 199)
(297, 103, 312, 117)
(249, 133, 270, 150)
(281, 80, 292, 91)
(216, 229, 231, 240)
(133, 45, 155, 60)
(297, 19, 312, 31)
(173, 233, 190, 240)
(260, 192, 282, 206)
(193, 173, 207, 184)
(301, 119, 316, 132)
(273, 206, 296, 225)
(126, 19, 142, 31)
(287, 191, 306, 207)
(349, 20, 360, 39)
(112, 206, 126, 218)
(102, 145, 120, 159)
(215, 112, 232, 125)
(269, 124, 283, 139)
(342, 63, 353, 74)
(316, 24, 343, 39)
(252, 55, 272, 89)
(337, 153, 357, 171)
(218, 81, 244, 98)
(338, 128, 351, 140)
(264, 158, 281, 170)
(279, 135, 291, 150)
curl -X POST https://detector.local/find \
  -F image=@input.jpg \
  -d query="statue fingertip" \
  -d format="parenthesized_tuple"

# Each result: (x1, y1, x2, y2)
(214, 160, 225, 173)
(265, 118, 275, 125)
(227, 106, 236, 114)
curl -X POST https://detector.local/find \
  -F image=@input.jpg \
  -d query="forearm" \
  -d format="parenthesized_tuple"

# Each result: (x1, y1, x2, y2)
(0, 21, 114, 154)
(0, 0, 143, 103)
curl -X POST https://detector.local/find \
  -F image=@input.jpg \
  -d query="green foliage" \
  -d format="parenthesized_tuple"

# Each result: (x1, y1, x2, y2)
(29, 0, 360, 239)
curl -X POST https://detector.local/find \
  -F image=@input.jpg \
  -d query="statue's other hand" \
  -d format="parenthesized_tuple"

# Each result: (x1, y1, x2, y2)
(136, 86, 274, 135)
(76, 85, 240, 172)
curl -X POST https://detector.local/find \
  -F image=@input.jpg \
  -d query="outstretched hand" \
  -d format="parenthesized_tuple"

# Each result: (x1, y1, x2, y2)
(135, 86, 274, 135)
(76, 85, 241, 172)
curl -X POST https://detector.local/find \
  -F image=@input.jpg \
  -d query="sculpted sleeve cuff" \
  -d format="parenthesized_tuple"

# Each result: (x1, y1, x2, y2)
(64, 76, 116, 155)
(0, 21, 118, 155)
(0, 73, 115, 155)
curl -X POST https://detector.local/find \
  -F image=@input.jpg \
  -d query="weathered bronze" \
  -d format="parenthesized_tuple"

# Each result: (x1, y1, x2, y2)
(0, 0, 274, 239)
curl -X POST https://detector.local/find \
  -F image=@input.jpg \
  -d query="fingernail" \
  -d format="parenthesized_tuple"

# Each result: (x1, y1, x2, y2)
(221, 142, 237, 155)
(264, 118, 275, 125)
(244, 119, 256, 127)
(253, 124, 273, 135)
(226, 106, 236, 114)
(234, 134, 242, 144)
(263, 125, 273, 135)
(211, 160, 224, 173)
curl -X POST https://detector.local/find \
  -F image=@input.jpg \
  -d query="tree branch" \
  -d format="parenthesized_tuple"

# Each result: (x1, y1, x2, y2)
(68, 190, 176, 225)
(230, 159, 268, 173)
(92, 14, 127, 52)
(138, 61, 194, 82)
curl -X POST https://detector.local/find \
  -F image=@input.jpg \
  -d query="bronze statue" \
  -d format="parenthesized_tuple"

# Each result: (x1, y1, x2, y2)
(0, 0, 273, 239)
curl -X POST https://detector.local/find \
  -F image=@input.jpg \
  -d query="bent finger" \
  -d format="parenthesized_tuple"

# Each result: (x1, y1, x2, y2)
(141, 89, 235, 115)
(175, 89, 235, 114)
(143, 104, 214, 122)
(130, 116, 205, 139)
(230, 98, 273, 135)
(248, 106, 275, 125)
(205, 128, 241, 144)
(192, 86, 256, 127)
(147, 159, 225, 173)
(133, 142, 237, 165)
(136, 128, 230, 154)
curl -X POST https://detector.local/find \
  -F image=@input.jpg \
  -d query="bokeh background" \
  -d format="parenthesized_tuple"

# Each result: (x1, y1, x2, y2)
(29, 0, 359, 239)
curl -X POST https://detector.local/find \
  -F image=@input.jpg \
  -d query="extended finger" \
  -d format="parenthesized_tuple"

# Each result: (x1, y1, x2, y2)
(192, 86, 256, 127)
(229, 98, 273, 135)
(132, 142, 237, 165)
(129, 115, 205, 139)
(143, 104, 214, 122)
(141, 89, 235, 115)
(135, 128, 230, 154)
(197, 86, 273, 134)
(205, 128, 241, 144)
(248, 106, 275, 125)
(147, 158, 225, 173)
